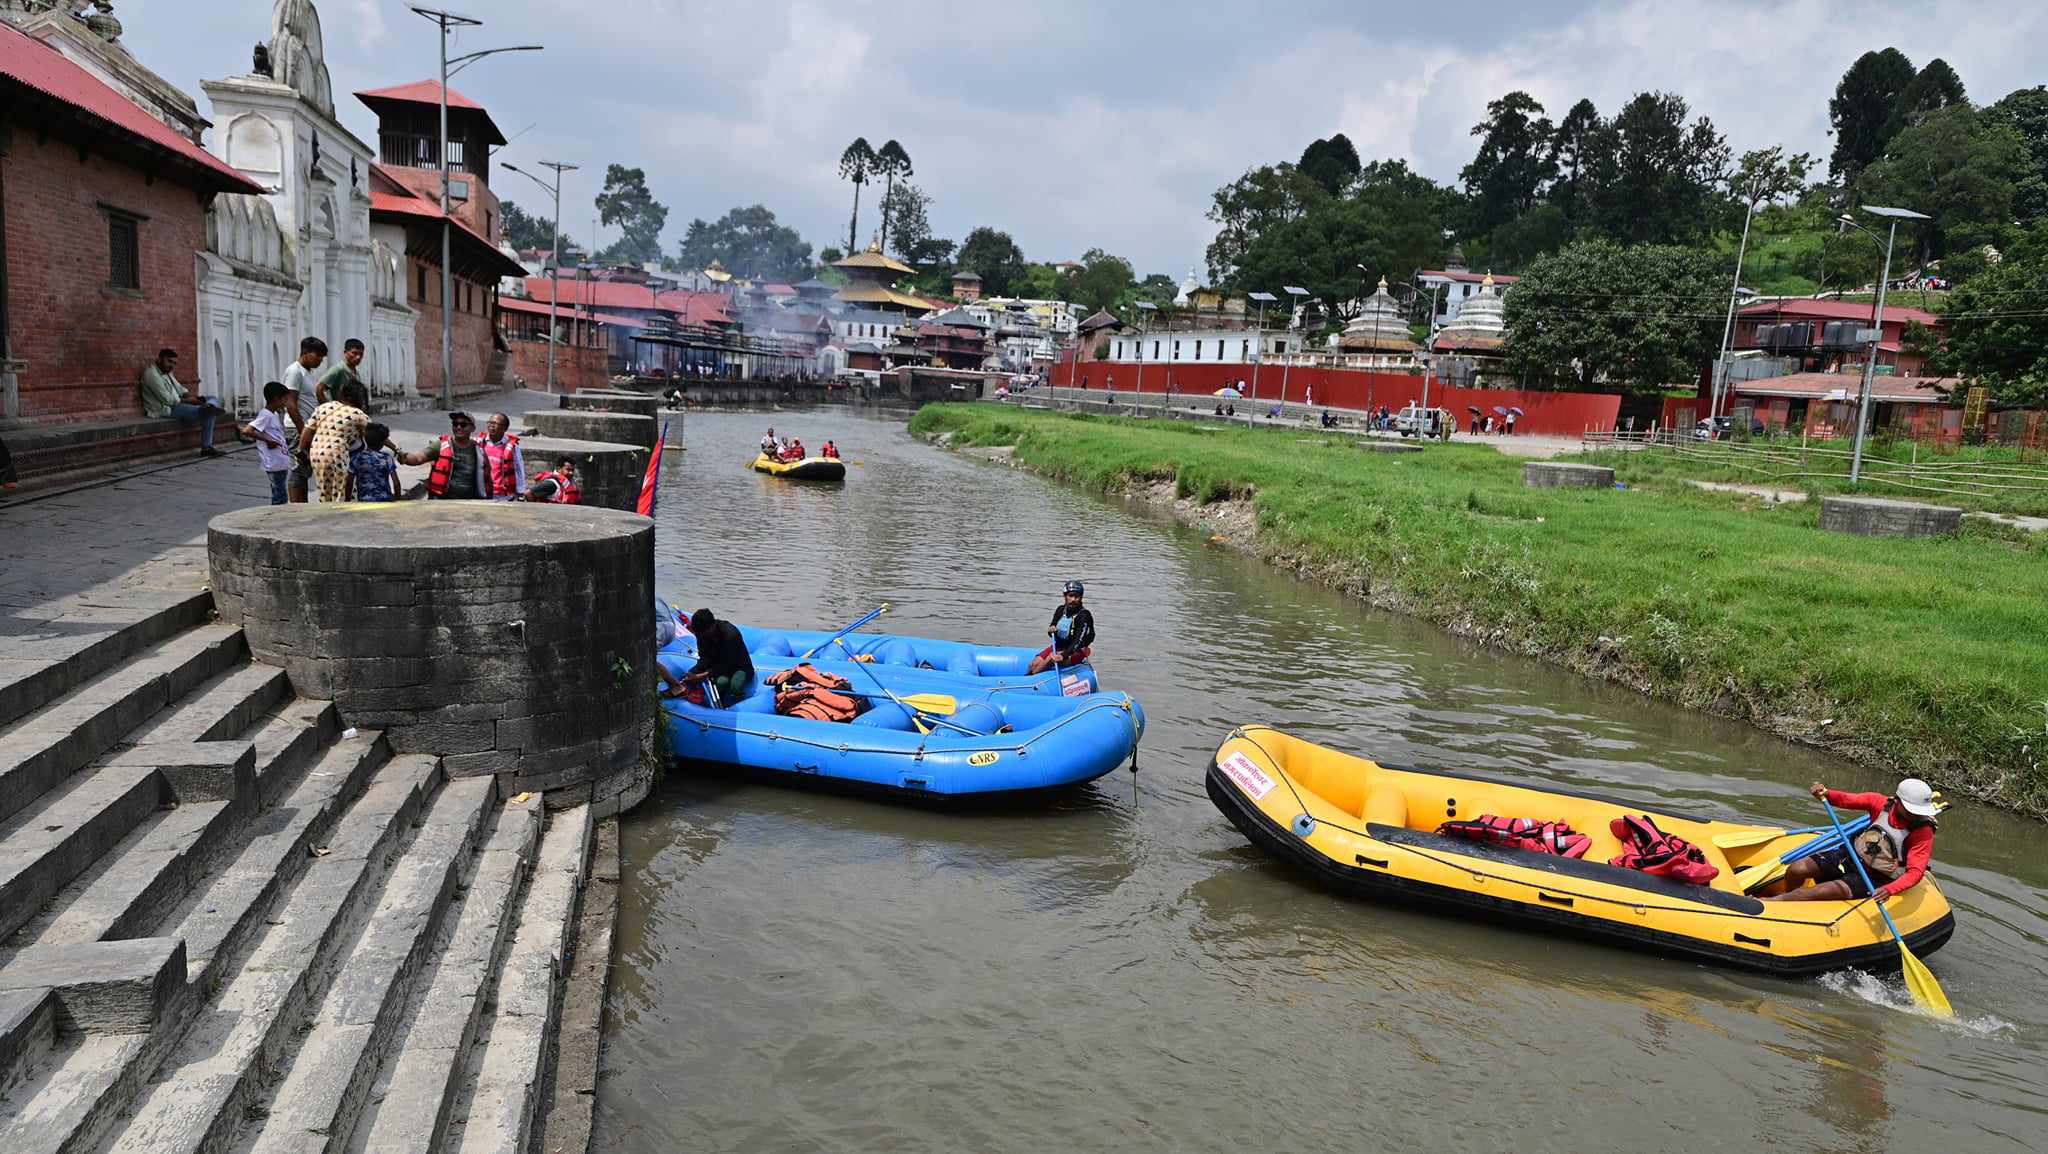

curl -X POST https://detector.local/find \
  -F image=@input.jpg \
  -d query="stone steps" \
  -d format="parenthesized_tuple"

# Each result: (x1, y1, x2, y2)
(0, 987, 55, 1096)
(10, 699, 341, 954)
(0, 592, 213, 729)
(239, 777, 498, 1153)
(123, 666, 291, 747)
(449, 804, 591, 1154)
(0, 765, 164, 944)
(0, 623, 245, 827)
(351, 795, 542, 1154)
(95, 754, 444, 1154)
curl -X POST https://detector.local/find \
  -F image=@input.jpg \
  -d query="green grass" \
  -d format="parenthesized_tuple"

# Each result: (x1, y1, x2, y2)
(1569, 440, 2048, 518)
(912, 404, 2048, 815)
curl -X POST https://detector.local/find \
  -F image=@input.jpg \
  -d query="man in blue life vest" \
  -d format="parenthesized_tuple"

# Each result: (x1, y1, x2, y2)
(1029, 580, 1095, 674)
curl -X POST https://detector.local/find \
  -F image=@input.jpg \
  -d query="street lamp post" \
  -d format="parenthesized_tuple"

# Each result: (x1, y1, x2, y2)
(1839, 205, 1928, 484)
(1711, 180, 1764, 421)
(502, 160, 578, 393)
(1132, 300, 1156, 409)
(1280, 285, 1308, 407)
(1246, 290, 1276, 426)
(411, 6, 540, 409)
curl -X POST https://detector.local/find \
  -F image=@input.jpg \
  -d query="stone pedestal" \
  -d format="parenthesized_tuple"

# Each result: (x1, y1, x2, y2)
(561, 391, 662, 419)
(208, 503, 652, 810)
(1357, 440, 1424, 453)
(522, 410, 656, 451)
(1524, 462, 1615, 488)
(1819, 495, 1962, 537)
(518, 436, 650, 512)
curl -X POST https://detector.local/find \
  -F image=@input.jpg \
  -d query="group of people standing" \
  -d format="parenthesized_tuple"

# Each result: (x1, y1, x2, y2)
(144, 337, 580, 506)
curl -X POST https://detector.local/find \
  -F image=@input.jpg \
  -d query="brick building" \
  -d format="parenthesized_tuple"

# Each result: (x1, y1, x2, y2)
(357, 81, 524, 400)
(0, 22, 260, 435)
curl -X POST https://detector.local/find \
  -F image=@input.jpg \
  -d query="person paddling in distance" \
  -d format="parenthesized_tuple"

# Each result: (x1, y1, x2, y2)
(1763, 779, 1944, 902)
(1028, 580, 1096, 675)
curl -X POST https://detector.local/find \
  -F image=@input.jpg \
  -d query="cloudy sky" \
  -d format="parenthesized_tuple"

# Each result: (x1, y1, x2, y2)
(122, 1, 2045, 275)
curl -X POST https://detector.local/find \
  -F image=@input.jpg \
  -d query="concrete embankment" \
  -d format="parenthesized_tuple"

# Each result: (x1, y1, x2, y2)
(0, 493, 639, 1151)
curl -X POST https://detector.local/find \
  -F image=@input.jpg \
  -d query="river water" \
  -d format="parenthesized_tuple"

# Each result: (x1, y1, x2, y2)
(598, 408, 2047, 1152)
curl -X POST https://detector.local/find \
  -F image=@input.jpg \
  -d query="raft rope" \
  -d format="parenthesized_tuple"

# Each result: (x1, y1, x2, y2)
(663, 693, 1141, 761)
(1230, 725, 1874, 931)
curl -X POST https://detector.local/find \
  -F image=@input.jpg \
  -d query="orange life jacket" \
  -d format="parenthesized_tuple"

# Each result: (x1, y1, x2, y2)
(533, 469, 580, 504)
(768, 663, 860, 722)
(425, 436, 485, 498)
(481, 434, 521, 497)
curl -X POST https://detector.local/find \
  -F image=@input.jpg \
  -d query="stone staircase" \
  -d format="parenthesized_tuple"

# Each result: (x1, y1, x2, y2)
(0, 599, 596, 1153)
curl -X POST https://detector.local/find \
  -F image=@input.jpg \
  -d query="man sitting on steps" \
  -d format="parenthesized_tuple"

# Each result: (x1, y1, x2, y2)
(139, 348, 225, 458)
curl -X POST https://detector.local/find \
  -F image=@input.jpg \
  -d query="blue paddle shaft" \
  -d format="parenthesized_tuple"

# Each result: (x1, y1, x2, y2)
(800, 606, 886, 659)
(1820, 796, 1907, 941)
(1781, 814, 1871, 863)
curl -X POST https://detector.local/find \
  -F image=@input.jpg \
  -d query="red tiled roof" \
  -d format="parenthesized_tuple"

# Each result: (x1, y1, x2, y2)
(0, 23, 260, 194)
(498, 296, 642, 327)
(1739, 298, 1941, 326)
(1733, 371, 1955, 404)
(355, 81, 506, 145)
(522, 277, 731, 326)
(367, 166, 525, 278)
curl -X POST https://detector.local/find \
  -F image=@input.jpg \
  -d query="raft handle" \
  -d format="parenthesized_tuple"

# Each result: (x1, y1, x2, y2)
(1354, 855, 1390, 870)
(794, 762, 820, 775)
(1537, 892, 1574, 908)
(903, 776, 931, 790)
(1733, 933, 1771, 948)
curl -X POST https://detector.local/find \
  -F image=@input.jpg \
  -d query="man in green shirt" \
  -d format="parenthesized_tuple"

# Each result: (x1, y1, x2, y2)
(138, 348, 224, 458)
(316, 337, 365, 408)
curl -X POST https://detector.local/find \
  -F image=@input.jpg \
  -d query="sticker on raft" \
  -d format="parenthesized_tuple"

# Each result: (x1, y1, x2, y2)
(967, 750, 1000, 766)
(1218, 751, 1276, 800)
(1060, 673, 1088, 697)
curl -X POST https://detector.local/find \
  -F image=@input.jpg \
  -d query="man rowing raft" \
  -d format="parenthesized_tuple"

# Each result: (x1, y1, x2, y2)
(1763, 778, 1943, 903)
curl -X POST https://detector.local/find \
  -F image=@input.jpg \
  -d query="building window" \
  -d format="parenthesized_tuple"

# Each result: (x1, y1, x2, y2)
(1216, 339, 1224, 360)
(107, 212, 141, 290)
(1193, 340, 1201, 361)
(418, 266, 428, 303)
(1152, 340, 1159, 359)
(1241, 340, 1250, 360)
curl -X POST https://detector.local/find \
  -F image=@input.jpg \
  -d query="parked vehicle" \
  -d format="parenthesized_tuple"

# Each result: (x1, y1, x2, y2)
(1393, 405, 1453, 439)
(1694, 415, 1767, 441)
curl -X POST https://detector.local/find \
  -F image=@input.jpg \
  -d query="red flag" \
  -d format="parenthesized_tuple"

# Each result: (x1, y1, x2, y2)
(636, 421, 668, 516)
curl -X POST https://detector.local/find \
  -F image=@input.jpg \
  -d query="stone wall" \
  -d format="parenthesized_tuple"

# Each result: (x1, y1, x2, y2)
(1818, 495, 1962, 537)
(207, 503, 653, 807)
(518, 435, 649, 512)
(508, 339, 608, 394)
(522, 409, 656, 451)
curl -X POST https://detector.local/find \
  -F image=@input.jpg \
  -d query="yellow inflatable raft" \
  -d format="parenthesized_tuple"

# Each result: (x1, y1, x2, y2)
(1207, 726, 1955, 977)
(750, 453, 846, 481)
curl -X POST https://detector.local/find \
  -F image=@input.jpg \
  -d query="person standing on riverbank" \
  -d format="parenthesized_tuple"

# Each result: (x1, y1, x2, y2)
(1765, 779, 1943, 902)
(1029, 580, 1095, 674)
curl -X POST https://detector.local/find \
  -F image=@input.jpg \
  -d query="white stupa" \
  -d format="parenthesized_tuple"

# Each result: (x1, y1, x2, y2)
(1337, 277, 1418, 354)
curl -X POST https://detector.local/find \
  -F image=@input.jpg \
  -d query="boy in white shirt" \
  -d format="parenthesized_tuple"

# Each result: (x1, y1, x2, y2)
(280, 337, 327, 502)
(239, 381, 295, 504)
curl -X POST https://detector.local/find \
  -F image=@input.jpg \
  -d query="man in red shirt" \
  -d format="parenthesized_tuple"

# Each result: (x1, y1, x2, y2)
(1765, 778, 1943, 902)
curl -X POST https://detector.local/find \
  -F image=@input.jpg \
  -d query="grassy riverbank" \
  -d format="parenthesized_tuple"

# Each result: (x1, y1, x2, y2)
(1570, 440, 2048, 518)
(911, 404, 2048, 815)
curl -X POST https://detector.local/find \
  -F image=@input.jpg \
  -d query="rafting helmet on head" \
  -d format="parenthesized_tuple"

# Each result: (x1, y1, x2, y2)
(1063, 580, 1084, 597)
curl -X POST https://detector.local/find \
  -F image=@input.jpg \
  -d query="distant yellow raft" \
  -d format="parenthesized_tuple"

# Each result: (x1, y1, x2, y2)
(750, 454, 845, 481)
(1206, 726, 1955, 977)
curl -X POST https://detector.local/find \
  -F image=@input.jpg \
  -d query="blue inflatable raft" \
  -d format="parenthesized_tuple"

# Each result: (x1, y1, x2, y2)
(655, 617, 1142, 802)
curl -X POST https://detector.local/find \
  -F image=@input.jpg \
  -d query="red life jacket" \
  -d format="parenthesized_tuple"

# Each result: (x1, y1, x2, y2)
(533, 469, 580, 504)
(1608, 815, 1719, 885)
(424, 436, 483, 498)
(1437, 814, 1591, 859)
(481, 434, 521, 497)
(768, 664, 860, 722)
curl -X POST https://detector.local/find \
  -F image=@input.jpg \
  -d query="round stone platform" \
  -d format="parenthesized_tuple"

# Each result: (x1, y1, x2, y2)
(1524, 461, 1615, 488)
(560, 391, 662, 419)
(522, 410, 656, 451)
(207, 503, 653, 813)
(517, 435, 649, 512)
(1819, 495, 1962, 537)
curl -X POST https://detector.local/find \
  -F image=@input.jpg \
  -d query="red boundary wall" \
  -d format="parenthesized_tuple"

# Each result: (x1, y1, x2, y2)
(1052, 357, 1620, 437)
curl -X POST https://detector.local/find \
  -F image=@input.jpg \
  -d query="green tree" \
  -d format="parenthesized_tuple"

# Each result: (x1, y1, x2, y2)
(1502, 238, 1724, 390)
(1204, 162, 1328, 283)
(1009, 263, 1064, 301)
(820, 246, 845, 265)
(1985, 86, 2048, 223)
(1884, 58, 1968, 141)
(838, 137, 876, 253)
(674, 205, 813, 281)
(1578, 92, 1728, 245)
(1068, 248, 1135, 313)
(955, 227, 1027, 296)
(593, 164, 668, 264)
(1828, 48, 1917, 182)
(1926, 222, 2048, 404)
(1231, 162, 1450, 320)
(1299, 133, 1362, 195)
(1546, 97, 1601, 225)
(1859, 105, 2028, 265)
(1461, 91, 1557, 237)
(874, 139, 913, 251)
(500, 200, 574, 253)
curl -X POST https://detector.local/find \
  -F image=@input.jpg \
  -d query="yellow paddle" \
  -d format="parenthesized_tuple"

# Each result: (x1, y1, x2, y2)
(855, 691, 956, 716)
(1713, 823, 1832, 850)
(1820, 796, 1952, 1017)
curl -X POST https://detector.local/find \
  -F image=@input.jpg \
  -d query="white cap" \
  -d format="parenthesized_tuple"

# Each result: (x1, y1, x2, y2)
(1895, 778, 1942, 818)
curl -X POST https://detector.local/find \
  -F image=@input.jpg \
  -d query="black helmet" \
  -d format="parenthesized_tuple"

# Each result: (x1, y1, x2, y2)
(1063, 580, 1084, 597)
